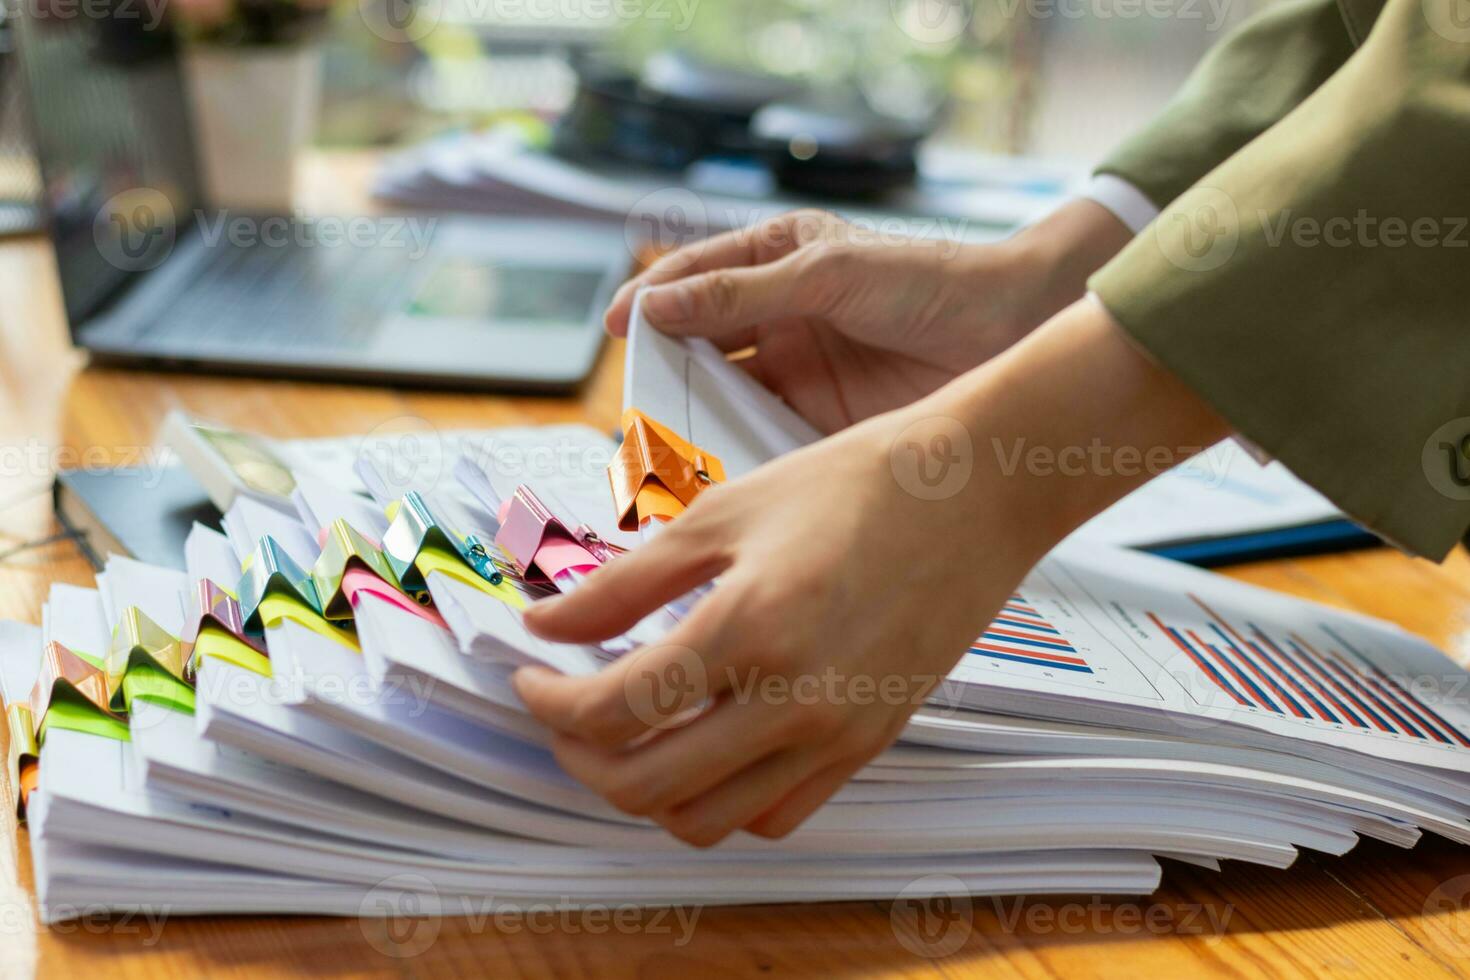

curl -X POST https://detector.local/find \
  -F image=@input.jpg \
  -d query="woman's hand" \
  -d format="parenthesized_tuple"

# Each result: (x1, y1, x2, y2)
(516, 400, 1041, 846)
(514, 299, 1229, 847)
(604, 201, 1132, 433)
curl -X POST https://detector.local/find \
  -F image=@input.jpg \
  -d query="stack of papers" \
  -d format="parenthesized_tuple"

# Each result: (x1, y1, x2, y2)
(4, 305, 1461, 924)
(373, 129, 1080, 243)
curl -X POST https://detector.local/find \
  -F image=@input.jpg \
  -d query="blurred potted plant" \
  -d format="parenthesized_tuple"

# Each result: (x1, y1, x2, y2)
(172, 0, 332, 210)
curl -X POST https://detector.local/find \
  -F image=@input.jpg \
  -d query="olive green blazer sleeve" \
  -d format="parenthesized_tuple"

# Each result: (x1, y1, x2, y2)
(1090, 0, 1470, 559)
(1096, 0, 1357, 209)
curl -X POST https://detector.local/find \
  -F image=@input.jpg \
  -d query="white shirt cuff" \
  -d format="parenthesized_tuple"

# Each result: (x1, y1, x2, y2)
(1082, 174, 1160, 235)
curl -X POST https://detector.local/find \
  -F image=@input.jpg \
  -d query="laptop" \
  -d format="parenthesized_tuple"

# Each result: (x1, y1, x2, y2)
(14, 12, 628, 390)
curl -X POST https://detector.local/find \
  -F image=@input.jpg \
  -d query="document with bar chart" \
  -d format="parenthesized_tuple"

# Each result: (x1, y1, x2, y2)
(954, 578, 1168, 701)
(946, 542, 1470, 772)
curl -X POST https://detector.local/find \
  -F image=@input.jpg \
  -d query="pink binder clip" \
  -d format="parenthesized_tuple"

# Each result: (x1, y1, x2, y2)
(494, 486, 601, 587)
(573, 526, 626, 565)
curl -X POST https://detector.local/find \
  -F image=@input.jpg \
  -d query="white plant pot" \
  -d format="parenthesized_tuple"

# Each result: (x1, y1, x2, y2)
(183, 44, 321, 212)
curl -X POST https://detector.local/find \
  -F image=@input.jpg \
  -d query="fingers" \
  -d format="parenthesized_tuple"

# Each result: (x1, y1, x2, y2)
(743, 755, 870, 840)
(605, 208, 836, 337)
(636, 254, 814, 343)
(525, 660, 903, 845)
(546, 695, 800, 818)
(514, 582, 746, 746)
(605, 223, 775, 337)
(519, 588, 913, 843)
(513, 646, 701, 749)
(659, 744, 831, 847)
(522, 524, 729, 644)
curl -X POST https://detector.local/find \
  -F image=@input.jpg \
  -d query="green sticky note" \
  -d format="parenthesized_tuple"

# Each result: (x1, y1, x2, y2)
(39, 697, 131, 743)
(122, 663, 196, 715)
(71, 648, 105, 671)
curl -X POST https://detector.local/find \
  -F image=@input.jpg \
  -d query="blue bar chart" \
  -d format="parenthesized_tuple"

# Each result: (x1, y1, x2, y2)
(1149, 594, 1470, 746)
(968, 595, 1095, 675)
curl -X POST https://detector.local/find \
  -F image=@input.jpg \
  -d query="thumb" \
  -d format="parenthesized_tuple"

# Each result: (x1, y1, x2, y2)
(639, 252, 814, 342)
(522, 521, 731, 643)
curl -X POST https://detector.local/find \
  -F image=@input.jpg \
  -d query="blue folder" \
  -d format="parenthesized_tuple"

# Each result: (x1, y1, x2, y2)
(1144, 519, 1381, 567)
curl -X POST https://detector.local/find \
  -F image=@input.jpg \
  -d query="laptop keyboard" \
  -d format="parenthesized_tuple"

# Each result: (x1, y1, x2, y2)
(134, 231, 420, 350)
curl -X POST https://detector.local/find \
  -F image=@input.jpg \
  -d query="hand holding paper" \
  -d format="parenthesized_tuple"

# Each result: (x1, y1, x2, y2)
(517, 410, 1008, 846)
(603, 204, 1132, 433)
(518, 297, 1230, 845)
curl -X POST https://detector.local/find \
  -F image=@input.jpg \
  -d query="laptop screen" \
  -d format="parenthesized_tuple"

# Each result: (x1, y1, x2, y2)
(14, 10, 201, 328)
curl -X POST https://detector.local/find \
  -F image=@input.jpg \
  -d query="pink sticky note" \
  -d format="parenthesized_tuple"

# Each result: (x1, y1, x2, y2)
(342, 566, 447, 629)
(495, 485, 599, 584)
(530, 538, 599, 582)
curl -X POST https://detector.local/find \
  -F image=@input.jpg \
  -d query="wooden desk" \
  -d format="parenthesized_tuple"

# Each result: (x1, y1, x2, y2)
(3, 156, 1470, 978)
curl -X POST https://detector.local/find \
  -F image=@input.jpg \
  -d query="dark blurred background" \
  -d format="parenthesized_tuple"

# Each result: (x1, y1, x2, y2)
(0, 0, 1268, 233)
(312, 0, 1260, 157)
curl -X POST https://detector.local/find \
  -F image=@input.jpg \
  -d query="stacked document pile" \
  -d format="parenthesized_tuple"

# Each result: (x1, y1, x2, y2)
(6, 306, 1470, 924)
(373, 129, 1077, 241)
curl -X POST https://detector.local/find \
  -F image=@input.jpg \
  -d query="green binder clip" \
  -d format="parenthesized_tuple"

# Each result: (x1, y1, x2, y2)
(311, 519, 408, 620)
(381, 490, 503, 597)
(237, 536, 323, 633)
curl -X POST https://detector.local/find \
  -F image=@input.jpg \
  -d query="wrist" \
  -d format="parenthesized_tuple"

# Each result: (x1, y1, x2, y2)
(920, 297, 1231, 555)
(998, 199, 1136, 334)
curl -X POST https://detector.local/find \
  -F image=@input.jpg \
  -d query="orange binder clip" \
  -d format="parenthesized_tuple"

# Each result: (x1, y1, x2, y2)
(608, 409, 726, 532)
